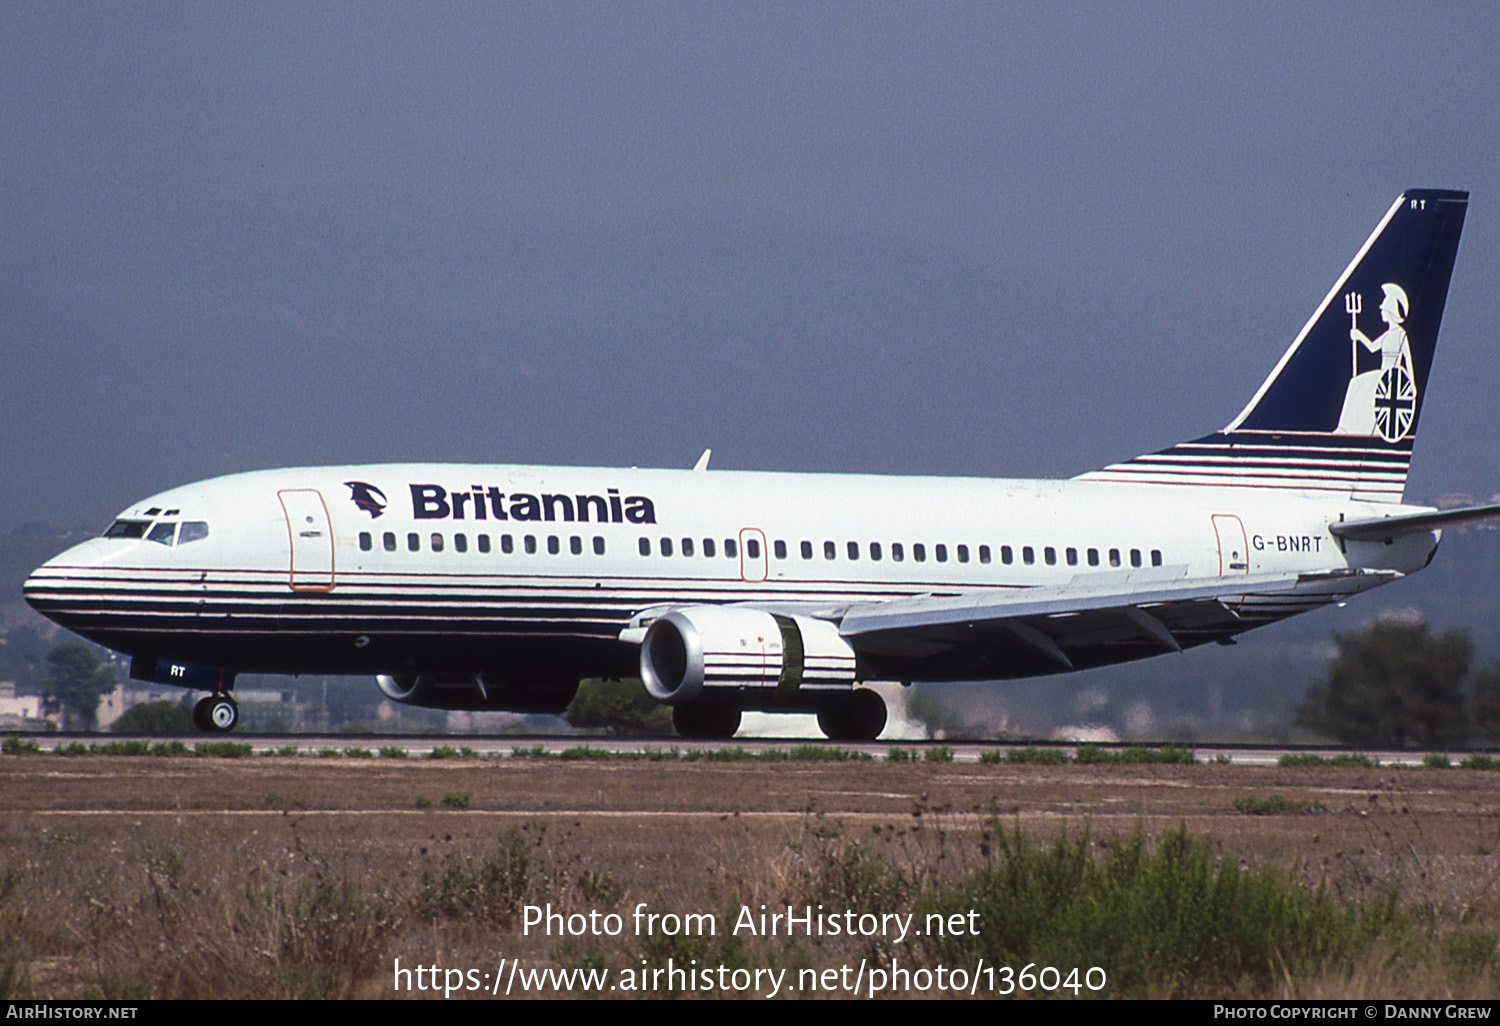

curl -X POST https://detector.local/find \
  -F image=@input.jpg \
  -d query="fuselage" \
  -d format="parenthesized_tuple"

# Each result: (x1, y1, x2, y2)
(23, 462, 1438, 686)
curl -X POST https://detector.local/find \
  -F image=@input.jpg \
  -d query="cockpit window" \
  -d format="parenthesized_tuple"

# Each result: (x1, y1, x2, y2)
(178, 521, 210, 545)
(146, 521, 178, 546)
(104, 520, 149, 539)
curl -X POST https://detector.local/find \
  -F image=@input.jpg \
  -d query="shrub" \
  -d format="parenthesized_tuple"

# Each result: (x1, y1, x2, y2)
(1233, 795, 1291, 815)
(787, 745, 872, 762)
(195, 742, 254, 759)
(414, 827, 529, 924)
(1005, 747, 1070, 765)
(919, 821, 1400, 997)
(559, 746, 613, 761)
(93, 741, 151, 756)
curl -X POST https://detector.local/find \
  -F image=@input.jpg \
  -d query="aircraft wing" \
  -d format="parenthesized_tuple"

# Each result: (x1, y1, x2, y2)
(621, 566, 1400, 678)
(1330, 503, 1500, 543)
(832, 568, 1388, 669)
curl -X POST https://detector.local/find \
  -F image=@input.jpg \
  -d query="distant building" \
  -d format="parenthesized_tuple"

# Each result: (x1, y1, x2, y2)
(0, 680, 48, 729)
(96, 681, 165, 729)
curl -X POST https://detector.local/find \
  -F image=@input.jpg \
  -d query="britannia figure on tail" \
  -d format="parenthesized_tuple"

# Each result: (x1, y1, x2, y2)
(1336, 282, 1416, 441)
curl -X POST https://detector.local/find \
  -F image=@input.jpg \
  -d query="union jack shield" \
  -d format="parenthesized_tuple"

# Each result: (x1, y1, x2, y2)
(1373, 366, 1417, 442)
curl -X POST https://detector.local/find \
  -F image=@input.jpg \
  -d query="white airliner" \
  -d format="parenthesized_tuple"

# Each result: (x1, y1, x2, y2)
(25, 189, 1498, 738)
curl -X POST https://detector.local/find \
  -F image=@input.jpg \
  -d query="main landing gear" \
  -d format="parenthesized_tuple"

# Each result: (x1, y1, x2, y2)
(192, 693, 239, 732)
(672, 704, 742, 740)
(816, 689, 888, 742)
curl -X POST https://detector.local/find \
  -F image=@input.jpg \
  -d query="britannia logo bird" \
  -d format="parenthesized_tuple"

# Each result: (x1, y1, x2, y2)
(344, 481, 388, 518)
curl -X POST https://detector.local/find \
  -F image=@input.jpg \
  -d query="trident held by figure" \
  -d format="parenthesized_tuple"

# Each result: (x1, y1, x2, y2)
(1345, 291, 1362, 376)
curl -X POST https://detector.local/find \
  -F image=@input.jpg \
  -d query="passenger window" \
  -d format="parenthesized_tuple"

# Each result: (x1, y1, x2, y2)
(384, 532, 397, 552)
(660, 538, 673, 557)
(179, 522, 210, 545)
(1087, 548, 1099, 566)
(1066, 547, 1077, 566)
(524, 535, 537, 554)
(431, 533, 444, 552)
(593, 537, 605, 555)
(870, 541, 883, 561)
(824, 540, 836, 560)
(1151, 549, 1162, 566)
(1022, 546, 1034, 565)
(956, 544, 968, 563)
(935, 544, 947, 563)
(979, 544, 991, 564)
(1131, 548, 1142, 568)
(454, 533, 467, 553)
(1044, 546, 1056, 566)
(847, 541, 859, 560)
(1001, 545, 1013, 564)
(359, 532, 372, 552)
(1109, 548, 1121, 567)
(913, 544, 926, 563)
(801, 541, 813, 560)
(478, 534, 491, 553)
(639, 537, 651, 556)
(774, 540, 787, 559)
(891, 542, 904, 562)
(501, 534, 514, 554)
(547, 536, 560, 555)
(724, 539, 737, 558)
(681, 538, 694, 557)
(747, 538, 761, 559)
(407, 533, 420, 552)
(147, 521, 177, 546)
(703, 539, 715, 558)
(570, 536, 582, 555)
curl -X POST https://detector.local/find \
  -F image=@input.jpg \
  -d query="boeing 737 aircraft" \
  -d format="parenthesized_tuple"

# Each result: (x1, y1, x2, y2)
(24, 189, 1496, 738)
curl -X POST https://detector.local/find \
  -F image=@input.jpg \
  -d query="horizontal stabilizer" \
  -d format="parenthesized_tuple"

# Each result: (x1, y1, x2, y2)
(1331, 503, 1500, 543)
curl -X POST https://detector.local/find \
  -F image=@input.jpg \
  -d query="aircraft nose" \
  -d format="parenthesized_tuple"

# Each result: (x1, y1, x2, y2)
(22, 539, 109, 621)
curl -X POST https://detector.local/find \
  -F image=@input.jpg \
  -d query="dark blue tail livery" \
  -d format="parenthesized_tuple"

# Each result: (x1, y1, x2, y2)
(1081, 190, 1467, 502)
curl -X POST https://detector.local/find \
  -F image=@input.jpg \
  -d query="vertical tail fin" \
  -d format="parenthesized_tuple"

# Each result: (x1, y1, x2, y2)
(1079, 189, 1468, 502)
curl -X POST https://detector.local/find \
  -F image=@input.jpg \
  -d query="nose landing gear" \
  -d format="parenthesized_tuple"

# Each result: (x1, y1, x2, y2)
(192, 693, 239, 732)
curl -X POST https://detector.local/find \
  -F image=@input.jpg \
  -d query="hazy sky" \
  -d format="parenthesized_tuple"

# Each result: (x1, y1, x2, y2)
(3, 3, 1499, 531)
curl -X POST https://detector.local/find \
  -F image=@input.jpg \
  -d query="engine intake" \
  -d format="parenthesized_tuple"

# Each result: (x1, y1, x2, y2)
(639, 606, 856, 705)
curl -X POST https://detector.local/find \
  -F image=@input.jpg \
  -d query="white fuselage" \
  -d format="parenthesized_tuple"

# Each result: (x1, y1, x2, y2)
(24, 462, 1437, 688)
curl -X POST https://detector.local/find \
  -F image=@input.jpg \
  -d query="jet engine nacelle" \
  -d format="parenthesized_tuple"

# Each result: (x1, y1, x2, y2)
(375, 673, 577, 714)
(639, 605, 856, 705)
